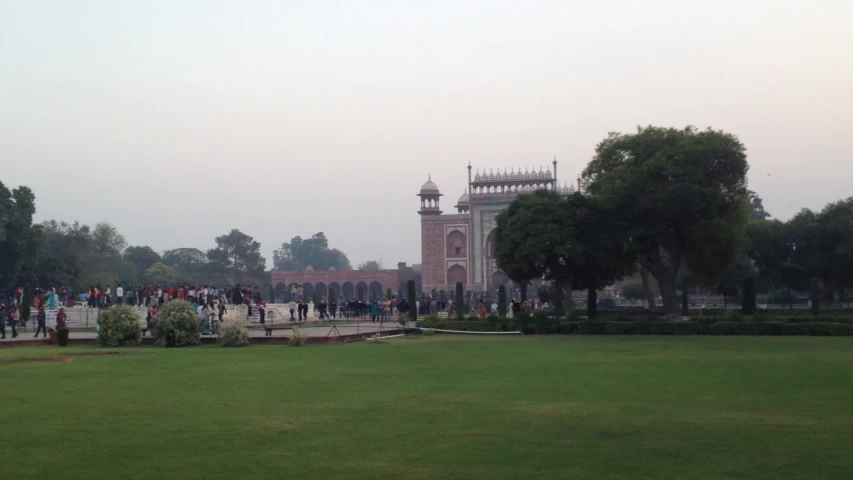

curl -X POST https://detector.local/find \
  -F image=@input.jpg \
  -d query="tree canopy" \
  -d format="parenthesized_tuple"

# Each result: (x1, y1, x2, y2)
(207, 229, 267, 282)
(123, 246, 162, 278)
(358, 260, 381, 271)
(582, 126, 749, 314)
(561, 192, 635, 317)
(0, 182, 40, 289)
(494, 189, 573, 315)
(273, 232, 352, 271)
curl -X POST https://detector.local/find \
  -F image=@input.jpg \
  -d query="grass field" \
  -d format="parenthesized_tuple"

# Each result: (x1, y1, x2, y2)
(2, 336, 853, 480)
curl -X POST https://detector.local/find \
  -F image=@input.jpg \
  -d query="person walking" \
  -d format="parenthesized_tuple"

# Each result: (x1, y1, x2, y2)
(217, 299, 227, 323)
(258, 298, 267, 325)
(35, 304, 48, 338)
(478, 299, 487, 319)
(288, 299, 296, 321)
(47, 288, 57, 310)
(0, 304, 7, 339)
(370, 300, 379, 323)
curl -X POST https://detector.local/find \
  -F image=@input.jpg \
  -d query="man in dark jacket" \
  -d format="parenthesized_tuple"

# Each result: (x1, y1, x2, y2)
(0, 304, 6, 339)
(232, 284, 243, 306)
(35, 304, 48, 338)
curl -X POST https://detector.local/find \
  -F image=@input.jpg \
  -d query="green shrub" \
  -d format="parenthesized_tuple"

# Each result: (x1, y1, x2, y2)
(153, 300, 202, 347)
(218, 320, 251, 347)
(290, 327, 307, 346)
(97, 305, 142, 347)
(421, 314, 853, 336)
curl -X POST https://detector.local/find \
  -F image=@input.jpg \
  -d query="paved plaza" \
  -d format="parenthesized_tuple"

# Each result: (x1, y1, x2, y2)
(0, 321, 407, 344)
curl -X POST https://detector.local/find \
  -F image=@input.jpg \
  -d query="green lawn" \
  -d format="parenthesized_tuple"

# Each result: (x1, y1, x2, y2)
(2, 336, 852, 479)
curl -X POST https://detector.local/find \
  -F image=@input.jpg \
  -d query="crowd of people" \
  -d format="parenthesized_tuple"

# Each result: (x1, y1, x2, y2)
(0, 302, 68, 340)
(2, 284, 264, 310)
(418, 296, 533, 318)
(2, 282, 534, 340)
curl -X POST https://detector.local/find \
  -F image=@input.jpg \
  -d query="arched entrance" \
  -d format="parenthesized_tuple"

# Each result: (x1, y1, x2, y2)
(315, 282, 327, 301)
(356, 281, 368, 301)
(446, 230, 467, 258)
(329, 282, 341, 301)
(342, 282, 354, 299)
(447, 265, 467, 288)
(369, 281, 383, 299)
(274, 282, 287, 302)
(302, 283, 314, 302)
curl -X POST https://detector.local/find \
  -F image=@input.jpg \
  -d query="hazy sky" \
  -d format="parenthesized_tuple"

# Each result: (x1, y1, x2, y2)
(2, 0, 851, 268)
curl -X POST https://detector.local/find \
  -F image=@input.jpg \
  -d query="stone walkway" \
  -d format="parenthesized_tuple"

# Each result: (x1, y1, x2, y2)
(0, 322, 405, 343)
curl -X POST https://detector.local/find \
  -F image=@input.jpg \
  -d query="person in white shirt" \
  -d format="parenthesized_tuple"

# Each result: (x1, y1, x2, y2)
(491, 302, 498, 314)
(288, 300, 296, 321)
(116, 285, 124, 305)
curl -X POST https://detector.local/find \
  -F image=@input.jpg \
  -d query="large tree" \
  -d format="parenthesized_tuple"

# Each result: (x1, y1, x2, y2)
(123, 246, 162, 278)
(746, 190, 771, 221)
(494, 189, 573, 315)
(0, 182, 40, 289)
(561, 192, 635, 318)
(207, 229, 267, 278)
(162, 248, 208, 273)
(814, 198, 853, 303)
(358, 260, 381, 271)
(784, 200, 853, 305)
(582, 126, 749, 315)
(273, 232, 352, 271)
(92, 222, 127, 257)
(37, 220, 137, 289)
(144, 262, 180, 285)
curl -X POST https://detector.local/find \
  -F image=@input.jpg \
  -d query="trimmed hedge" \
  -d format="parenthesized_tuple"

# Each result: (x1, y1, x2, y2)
(417, 315, 853, 336)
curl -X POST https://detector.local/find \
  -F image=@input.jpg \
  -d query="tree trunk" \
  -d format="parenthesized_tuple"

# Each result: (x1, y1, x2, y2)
(553, 279, 564, 317)
(657, 277, 678, 317)
(787, 286, 792, 310)
(742, 276, 756, 315)
(810, 278, 820, 316)
(521, 283, 528, 303)
(587, 287, 598, 319)
(640, 268, 657, 309)
(723, 293, 727, 310)
(681, 279, 689, 316)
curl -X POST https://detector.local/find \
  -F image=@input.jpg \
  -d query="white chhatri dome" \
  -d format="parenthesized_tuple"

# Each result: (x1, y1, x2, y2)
(457, 190, 470, 204)
(420, 176, 440, 194)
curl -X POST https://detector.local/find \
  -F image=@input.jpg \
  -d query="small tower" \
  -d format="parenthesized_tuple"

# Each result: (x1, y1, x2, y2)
(455, 189, 470, 214)
(417, 176, 443, 215)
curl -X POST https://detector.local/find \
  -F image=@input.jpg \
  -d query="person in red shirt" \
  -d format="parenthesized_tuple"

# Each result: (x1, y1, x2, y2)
(56, 308, 67, 330)
(258, 299, 267, 325)
(178, 286, 185, 301)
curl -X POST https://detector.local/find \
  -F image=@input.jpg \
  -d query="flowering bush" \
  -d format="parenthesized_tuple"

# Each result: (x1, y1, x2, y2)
(97, 305, 142, 347)
(218, 320, 251, 347)
(154, 300, 202, 347)
(290, 327, 307, 347)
